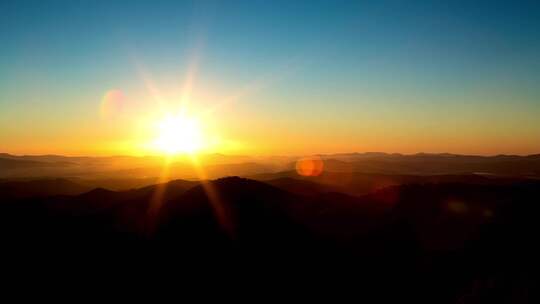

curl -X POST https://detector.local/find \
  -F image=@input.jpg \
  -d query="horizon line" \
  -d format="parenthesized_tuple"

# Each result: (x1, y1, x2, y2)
(2, 151, 540, 159)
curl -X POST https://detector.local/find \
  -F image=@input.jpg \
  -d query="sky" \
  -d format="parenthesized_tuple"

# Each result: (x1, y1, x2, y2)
(1, 0, 540, 156)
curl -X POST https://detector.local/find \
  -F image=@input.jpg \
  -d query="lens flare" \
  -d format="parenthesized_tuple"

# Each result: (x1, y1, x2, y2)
(100, 89, 124, 119)
(296, 156, 324, 177)
(447, 201, 468, 214)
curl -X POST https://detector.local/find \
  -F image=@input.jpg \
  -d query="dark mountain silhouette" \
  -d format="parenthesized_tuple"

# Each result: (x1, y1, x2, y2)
(253, 170, 529, 196)
(0, 172, 538, 301)
(0, 178, 92, 199)
(155, 177, 389, 245)
(73, 177, 161, 191)
(263, 177, 342, 196)
(324, 153, 540, 176)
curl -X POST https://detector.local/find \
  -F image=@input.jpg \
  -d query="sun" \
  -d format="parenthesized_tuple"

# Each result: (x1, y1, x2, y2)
(153, 113, 203, 154)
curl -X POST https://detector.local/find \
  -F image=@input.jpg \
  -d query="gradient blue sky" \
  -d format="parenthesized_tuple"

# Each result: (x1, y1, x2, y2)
(1, 0, 540, 155)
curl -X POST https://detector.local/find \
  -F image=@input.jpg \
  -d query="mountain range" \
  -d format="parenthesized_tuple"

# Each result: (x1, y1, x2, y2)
(1, 152, 539, 301)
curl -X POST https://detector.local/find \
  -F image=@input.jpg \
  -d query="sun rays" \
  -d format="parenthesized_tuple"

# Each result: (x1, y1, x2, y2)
(130, 31, 298, 237)
(134, 50, 232, 237)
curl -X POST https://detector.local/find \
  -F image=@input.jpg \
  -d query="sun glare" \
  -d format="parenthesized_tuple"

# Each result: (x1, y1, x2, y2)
(153, 113, 203, 154)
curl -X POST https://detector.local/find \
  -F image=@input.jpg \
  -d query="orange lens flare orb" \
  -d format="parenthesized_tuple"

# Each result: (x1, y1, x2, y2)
(447, 201, 468, 214)
(295, 156, 324, 177)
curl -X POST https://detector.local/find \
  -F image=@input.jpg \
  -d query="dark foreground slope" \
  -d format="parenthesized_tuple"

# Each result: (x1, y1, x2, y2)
(0, 177, 538, 302)
(0, 178, 93, 199)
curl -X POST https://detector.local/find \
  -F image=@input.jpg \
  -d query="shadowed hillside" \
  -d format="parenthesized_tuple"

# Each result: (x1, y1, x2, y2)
(0, 176, 538, 302)
(0, 178, 92, 199)
(253, 170, 532, 196)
